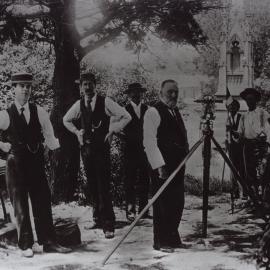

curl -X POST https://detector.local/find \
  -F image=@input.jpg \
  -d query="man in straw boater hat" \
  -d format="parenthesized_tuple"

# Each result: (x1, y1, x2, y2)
(236, 87, 270, 202)
(0, 72, 71, 257)
(123, 83, 150, 222)
(143, 79, 189, 253)
(63, 72, 131, 239)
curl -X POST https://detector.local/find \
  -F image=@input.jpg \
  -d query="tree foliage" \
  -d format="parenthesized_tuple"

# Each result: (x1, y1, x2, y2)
(0, 40, 54, 109)
(0, 0, 219, 58)
(0, 0, 219, 202)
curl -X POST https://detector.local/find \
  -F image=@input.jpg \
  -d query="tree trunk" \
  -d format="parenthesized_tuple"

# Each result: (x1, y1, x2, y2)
(49, 0, 81, 203)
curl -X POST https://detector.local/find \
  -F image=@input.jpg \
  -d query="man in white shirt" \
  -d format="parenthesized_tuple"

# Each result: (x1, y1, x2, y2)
(63, 72, 131, 239)
(123, 83, 150, 221)
(143, 79, 189, 253)
(237, 88, 270, 200)
(0, 72, 71, 257)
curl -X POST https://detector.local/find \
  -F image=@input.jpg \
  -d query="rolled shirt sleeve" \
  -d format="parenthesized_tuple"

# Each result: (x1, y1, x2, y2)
(63, 100, 81, 134)
(37, 106, 60, 150)
(105, 97, 131, 133)
(0, 110, 10, 151)
(0, 110, 10, 131)
(143, 107, 165, 170)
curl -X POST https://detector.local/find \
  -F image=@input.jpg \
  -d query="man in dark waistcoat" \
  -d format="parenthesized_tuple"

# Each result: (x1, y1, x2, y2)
(63, 72, 131, 239)
(0, 72, 71, 257)
(226, 99, 243, 199)
(123, 83, 150, 221)
(143, 79, 189, 253)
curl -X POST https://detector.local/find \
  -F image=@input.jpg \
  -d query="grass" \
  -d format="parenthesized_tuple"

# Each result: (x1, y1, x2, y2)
(184, 174, 232, 196)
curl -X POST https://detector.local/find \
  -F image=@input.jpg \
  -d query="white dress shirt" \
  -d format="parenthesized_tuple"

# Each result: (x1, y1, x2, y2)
(143, 107, 165, 170)
(238, 107, 270, 141)
(130, 101, 142, 118)
(0, 101, 60, 150)
(63, 94, 131, 134)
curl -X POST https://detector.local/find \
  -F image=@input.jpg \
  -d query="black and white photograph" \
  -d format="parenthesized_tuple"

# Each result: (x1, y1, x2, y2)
(0, 0, 270, 269)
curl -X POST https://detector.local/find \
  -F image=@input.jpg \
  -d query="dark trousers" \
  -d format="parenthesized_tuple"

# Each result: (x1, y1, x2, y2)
(124, 147, 150, 212)
(151, 167, 185, 248)
(6, 148, 55, 250)
(243, 139, 270, 199)
(81, 144, 115, 232)
(228, 141, 244, 195)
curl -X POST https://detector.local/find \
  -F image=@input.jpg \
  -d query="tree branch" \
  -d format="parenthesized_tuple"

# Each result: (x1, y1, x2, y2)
(82, 27, 123, 56)
(6, 4, 50, 18)
(80, 14, 115, 40)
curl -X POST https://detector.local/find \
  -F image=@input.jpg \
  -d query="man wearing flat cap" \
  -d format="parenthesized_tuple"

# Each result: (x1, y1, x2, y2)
(123, 83, 150, 221)
(237, 88, 270, 200)
(63, 72, 131, 239)
(0, 72, 71, 257)
(143, 79, 189, 253)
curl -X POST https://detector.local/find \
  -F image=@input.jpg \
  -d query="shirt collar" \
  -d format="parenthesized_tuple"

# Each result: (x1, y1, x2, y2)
(131, 101, 141, 108)
(247, 107, 259, 114)
(160, 99, 176, 112)
(14, 100, 29, 112)
(84, 93, 97, 106)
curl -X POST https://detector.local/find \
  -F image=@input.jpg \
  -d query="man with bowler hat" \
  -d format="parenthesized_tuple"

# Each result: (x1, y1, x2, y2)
(236, 88, 270, 200)
(143, 79, 189, 253)
(63, 72, 131, 239)
(123, 83, 150, 221)
(0, 72, 71, 257)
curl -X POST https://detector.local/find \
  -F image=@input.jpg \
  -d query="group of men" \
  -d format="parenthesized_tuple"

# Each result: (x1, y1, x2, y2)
(0, 69, 269, 258)
(0, 71, 188, 257)
(226, 88, 270, 204)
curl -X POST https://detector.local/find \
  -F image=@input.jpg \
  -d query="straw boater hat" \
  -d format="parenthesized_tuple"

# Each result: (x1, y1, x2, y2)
(11, 72, 33, 85)
(124, 83, 146, 94)
(75, 72, 96, 84)
(240, 88, 261, 102)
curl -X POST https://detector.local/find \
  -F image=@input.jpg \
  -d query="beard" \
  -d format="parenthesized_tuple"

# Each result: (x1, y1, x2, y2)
(166, 99, 177, 109)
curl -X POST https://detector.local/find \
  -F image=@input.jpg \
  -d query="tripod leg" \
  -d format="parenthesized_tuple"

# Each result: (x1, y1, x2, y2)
(202, 134, 211, 238)
(211, 136, 259, 208)
(102, 136, 205, 266)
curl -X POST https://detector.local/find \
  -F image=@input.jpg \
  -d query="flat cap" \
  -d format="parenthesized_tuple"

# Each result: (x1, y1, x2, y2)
(240, 88, 261, 102)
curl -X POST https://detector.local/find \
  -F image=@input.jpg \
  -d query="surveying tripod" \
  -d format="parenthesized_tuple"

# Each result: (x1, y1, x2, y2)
(102, 95, 260, 266)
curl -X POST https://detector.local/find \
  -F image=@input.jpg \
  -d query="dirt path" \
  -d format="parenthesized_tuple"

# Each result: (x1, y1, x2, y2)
(0, 194, 264, 270)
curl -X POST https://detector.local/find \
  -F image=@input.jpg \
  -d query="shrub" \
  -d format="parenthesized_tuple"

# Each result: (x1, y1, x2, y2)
(184, 174, 232, 196)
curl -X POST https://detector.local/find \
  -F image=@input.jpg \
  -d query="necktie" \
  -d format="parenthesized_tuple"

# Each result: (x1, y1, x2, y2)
(20, 107, 28, 125)
(170, 109, 178, 122)
(172, 109, 187, 137)
(86, 98, 93, 113)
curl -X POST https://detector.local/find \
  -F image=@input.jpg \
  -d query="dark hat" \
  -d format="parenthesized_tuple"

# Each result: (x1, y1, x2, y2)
(240, 88, 261, 102)
(125, 83, 146, 94)
(226, 99, 240, 110)
(75, 72, 96, 84)
(11, 72, 33, 84)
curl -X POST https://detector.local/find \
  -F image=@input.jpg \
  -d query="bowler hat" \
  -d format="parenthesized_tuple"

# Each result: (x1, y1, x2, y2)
(75, 72, 96, 84)
(125, 83, 146, 94)
(11, 72, 33, 84)
(240, 88, 261, 102)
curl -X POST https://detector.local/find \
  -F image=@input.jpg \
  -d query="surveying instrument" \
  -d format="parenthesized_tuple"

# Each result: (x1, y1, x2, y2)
(102, 95, 260, 266)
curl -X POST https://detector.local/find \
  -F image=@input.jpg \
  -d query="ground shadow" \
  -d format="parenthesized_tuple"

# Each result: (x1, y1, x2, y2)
(121, 262, 168, 270)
